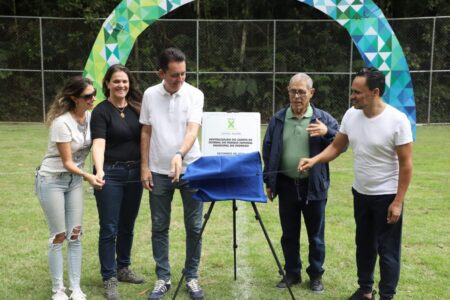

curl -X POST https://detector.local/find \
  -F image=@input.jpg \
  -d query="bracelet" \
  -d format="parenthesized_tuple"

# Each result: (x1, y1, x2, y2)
(175, 151, 184, 160)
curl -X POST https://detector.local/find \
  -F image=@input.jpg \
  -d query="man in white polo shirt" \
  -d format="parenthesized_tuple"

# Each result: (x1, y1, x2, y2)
(140, 48, 204, 300)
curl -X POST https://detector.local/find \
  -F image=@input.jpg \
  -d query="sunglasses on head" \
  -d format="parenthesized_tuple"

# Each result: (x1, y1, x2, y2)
(79, 89, 96, 100)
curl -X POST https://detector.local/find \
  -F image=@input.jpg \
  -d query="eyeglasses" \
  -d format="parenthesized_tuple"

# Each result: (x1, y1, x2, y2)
(288, 89, 308, 97)
(79, 90, 96, 100)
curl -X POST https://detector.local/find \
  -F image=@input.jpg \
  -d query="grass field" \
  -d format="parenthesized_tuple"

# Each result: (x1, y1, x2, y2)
(0, 123, 449, 300)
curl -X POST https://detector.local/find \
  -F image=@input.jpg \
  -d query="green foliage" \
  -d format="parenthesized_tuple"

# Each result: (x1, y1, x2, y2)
(0, 1, 449, 122)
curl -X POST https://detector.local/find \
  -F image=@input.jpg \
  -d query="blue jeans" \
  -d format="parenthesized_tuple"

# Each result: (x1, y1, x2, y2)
(94, 161, 143, 280)
(277, 175, 327, 280)
(149, 173, 203, 281)
(35, 172, 84, 292)
(352, 188, 402, 299)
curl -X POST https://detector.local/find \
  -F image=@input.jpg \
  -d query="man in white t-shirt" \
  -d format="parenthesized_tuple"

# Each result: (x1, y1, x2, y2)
(299, 67, 413, 300)
(140, 48, 204, 300)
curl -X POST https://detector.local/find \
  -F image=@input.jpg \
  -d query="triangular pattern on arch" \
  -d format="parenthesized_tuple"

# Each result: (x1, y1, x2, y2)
(298, 0, 416, 136)
(83, 0, 416, 137)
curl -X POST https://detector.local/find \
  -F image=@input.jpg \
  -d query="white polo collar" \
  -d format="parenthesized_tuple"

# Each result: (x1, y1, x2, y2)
(158, 80, 187, 97)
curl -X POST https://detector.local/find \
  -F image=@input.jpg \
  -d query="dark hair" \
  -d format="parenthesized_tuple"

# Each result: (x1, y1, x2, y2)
(46, 76, 93, 126)
(158, 47, 186, 71)
(102, 64, 142, 113)
(355, 67, 386, 96)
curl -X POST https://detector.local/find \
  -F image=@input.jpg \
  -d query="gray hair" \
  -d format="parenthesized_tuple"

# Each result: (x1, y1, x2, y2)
(289, 73, 313, 89)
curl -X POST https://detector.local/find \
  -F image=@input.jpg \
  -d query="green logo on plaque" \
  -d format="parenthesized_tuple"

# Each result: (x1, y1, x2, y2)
(227, 118, 235, 130)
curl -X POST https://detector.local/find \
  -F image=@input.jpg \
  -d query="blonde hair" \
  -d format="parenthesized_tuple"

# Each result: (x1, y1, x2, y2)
(46, 76, 93, 126)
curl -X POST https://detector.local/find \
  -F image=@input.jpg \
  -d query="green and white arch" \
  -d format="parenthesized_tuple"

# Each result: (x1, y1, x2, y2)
(298, 0, 416, 136)
(82, 0, 195, 97)
(83, 0, 416, 136)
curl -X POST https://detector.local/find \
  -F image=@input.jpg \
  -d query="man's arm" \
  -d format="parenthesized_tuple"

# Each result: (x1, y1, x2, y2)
(140, 124, 153, 190)
(262, 120, 274, 181)
(387, 142, 413, 224)
(171, 122, 201, 182)
(298, 132, 349, 171)
(262, 117, 278, 201)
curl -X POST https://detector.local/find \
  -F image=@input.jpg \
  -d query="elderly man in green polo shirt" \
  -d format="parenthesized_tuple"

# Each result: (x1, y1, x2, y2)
(262, 73, 339, 294)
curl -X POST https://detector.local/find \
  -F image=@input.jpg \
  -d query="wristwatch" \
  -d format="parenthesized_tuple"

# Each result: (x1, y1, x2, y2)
(175, 150, 184, 160)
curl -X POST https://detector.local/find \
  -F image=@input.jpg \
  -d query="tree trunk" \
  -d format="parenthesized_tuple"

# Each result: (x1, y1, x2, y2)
(239, 23, 247, 69)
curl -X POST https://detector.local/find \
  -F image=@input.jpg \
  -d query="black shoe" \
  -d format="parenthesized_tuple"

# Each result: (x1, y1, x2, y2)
(148, 279, 171, 300)
(348, 289, 377, 300)
(309, 277, 324, 293)
(276, 275, 301, 289)
(186, 279, 204, 300)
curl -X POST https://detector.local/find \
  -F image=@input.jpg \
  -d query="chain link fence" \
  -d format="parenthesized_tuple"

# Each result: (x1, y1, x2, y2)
(0, 16, 449, 124)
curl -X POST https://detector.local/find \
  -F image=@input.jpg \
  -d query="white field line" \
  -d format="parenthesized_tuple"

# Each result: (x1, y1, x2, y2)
(233, 202, 253, 300)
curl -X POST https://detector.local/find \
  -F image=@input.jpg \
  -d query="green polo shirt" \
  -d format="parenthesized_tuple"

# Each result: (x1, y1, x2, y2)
(280, 105, 312, 179)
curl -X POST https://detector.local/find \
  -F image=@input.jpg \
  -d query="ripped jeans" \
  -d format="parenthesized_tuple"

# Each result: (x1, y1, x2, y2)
(35, 172, 84, 292)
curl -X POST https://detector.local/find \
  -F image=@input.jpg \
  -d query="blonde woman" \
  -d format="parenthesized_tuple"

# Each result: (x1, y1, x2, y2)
(36, 76, 104, 300)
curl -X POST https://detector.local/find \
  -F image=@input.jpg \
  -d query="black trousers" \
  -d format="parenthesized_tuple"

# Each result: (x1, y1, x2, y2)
(352, 188, 402, 299)
(277, 175, 327, 280)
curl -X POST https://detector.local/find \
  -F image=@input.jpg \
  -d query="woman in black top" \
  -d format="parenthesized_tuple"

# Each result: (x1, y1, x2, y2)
(91, 64, 145, 300)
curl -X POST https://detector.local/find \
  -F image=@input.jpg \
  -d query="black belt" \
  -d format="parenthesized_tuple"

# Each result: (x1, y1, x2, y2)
(278, 173, 309, 185)
(104, 160, 140, 168)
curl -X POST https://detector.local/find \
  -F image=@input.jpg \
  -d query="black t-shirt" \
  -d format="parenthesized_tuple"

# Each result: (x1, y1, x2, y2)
(90, 100, 141, 162)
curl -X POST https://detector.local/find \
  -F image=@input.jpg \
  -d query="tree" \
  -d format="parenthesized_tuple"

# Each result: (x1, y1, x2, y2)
(1, 0, 449, 122)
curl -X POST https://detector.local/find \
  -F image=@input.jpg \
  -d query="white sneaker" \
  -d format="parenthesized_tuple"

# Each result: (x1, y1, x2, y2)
(52, 288, 69, 300)
(69, 288, 87, 300)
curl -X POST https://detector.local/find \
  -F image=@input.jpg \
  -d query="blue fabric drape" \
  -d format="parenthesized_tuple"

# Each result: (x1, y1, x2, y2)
(183, 152, 267, 203)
